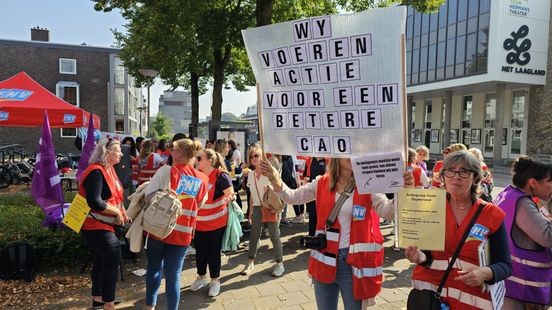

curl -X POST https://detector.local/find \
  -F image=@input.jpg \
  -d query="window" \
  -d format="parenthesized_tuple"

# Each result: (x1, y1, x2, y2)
(115, 119, 125, 133)
(56, 81, 79, 137)
(424, 100, 432, 128)
(462, 96, 472, 128)
(484, 94, 496, 152)
(59, 58, 77, 74)
(411, 104, 416, 129)
(114, 57, 125, 85)
(441, 98, 446, 128)
(114, 88, 125, 115)
(511, 90, 525, 128)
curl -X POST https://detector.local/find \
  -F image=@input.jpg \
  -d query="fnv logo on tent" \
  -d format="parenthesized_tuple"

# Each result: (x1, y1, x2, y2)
(0, 111, 9, 121)
(0, 88, 33, 101)
(63, 114, 76, 124)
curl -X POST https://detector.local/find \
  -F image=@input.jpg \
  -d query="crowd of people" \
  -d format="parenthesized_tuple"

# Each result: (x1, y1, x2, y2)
(78, 135, 552, 310)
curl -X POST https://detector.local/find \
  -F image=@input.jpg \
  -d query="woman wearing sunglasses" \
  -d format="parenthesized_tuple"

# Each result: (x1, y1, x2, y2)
(405, 151, 511, 309)
(189, 149, 234, 297)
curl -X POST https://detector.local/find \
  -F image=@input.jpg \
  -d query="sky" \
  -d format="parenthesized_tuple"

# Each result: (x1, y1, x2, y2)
(0, 0, 257, 119)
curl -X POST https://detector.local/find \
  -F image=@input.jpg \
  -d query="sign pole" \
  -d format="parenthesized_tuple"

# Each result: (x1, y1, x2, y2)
(256, 84, 266, 159)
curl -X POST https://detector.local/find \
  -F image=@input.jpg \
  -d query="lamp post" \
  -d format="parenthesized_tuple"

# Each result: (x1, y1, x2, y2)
(138, 68, 158, 137)
(136, 105, 147, 136)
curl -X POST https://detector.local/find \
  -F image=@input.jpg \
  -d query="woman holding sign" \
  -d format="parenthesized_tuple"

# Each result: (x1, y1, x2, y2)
(405, 151, 511, 310)
(143, 138, 208, 310)
(260, 156, 413, 310)
(79, 138, 126, 310)
(494, 157, 552, 309)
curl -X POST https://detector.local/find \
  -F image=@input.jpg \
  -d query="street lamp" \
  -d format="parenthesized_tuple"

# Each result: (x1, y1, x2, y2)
(139, 68, 158, 137)
(136, 105, 147, 136)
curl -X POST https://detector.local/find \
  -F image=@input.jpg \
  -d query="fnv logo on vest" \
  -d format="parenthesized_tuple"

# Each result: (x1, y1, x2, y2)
(176, 175, 202, 198)
(467, 223, 489, 241)
(0, 111, 9, 121)
(63, 114, 76, 124)
(352, 205, 366, 221)
(0, 89, 33, 101)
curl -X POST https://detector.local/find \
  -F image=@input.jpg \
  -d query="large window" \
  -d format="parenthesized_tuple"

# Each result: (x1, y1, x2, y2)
(56, 82, 79, 137)
(484, 93, 496, 152)
(511, 90, 525, 154)
(424, 100, 432, 128)
(406, 0, 489, 86)
(114, 57, 125, 85)
(114, 88, 125, 116)
(462, 96, 472, 128)
(59, 58, 77, 74)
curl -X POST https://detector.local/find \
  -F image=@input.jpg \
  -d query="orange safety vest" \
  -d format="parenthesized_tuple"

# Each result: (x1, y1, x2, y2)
(150, 164, 208, 246)
(432, 160, 443, 188)
(195, 169, 229, 232)
(138, 154, 160, 185)
(79, 164, 124, 233)
(411, 200, 505, 309)
(411, 164, 423, 187)
(308, 174, 384, 300)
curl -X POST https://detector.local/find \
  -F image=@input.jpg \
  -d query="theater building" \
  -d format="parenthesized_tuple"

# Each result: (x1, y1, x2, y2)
(406, 0, 551, 164)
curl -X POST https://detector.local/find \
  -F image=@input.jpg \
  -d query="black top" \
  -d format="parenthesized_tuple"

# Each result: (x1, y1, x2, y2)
(281, 155, 297, 189)
(213, 171, 232, 201)
(82, 169, 112, 211)
(307, 157, 326, 180)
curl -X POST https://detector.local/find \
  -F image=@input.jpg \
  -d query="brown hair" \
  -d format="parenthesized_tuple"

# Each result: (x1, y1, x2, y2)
(512, 156, 552, 188)
(139, 140, 154, 160)
(173, 138, 202, 163)
(203, 148, 228, 173)
(328, 158, 355, 192)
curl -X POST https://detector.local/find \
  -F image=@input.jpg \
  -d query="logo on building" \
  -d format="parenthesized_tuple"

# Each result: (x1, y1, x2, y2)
(0, 89, 33, 101)
(63, 114, 76, 124)
(508, 0, 530, 17)
(0, 111, 9, 121)
(504, 25, 531, 65)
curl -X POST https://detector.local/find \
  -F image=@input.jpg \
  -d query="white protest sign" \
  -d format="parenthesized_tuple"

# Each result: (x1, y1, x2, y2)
(242, 7, 406, 157)
(351, 152, 404, 194)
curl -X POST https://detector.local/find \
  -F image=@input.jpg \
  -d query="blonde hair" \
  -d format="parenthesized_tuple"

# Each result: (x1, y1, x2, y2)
(449, 143, 467, 153)
(173, 138, 202, 163)
(408, 148, 417, 164)
(89, 138, 121, 166)
(328, 158, 355, 192)
(139, 140, 154, 160)
(468, 148, 484, 162)
(416, 145, 430, 160)
(203, 148, 227, 173)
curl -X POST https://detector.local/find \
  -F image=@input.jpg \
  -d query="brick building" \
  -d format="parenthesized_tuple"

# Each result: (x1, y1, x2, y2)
(0, 27, 144, 153)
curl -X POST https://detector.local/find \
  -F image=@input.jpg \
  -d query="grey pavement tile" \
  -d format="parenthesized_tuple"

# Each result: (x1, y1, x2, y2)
(256, 282, 287, 296)
(282, 279, 311, 293)
(253, 295, 284, 309)
(223, 298, 257, 310)
(277, 291, 310, 306)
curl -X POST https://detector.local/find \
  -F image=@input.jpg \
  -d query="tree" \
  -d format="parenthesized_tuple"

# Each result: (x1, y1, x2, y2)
(150, 112, 172, 138)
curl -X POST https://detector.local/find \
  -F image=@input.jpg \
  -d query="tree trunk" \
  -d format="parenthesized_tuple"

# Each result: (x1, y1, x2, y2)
(256, 0, 274, 26)
(210, 47, 231, 140)
(190, 71, 199, 138)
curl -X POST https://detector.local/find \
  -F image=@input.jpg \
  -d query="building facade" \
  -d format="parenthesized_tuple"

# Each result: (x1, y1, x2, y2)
(158, 91, 192, 135)
(0, 28, 144, 153)
(406, 0, 551, 164)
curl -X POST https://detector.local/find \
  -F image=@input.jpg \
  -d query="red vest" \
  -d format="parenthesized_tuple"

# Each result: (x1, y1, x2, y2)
(411, 164, 423, 187)
(138, 154, 160, 185)
(195, 169, 229, 232)
(130, 157, 139, 185)
(153, 164, 208, 246)
(79, 164, 124, 232)
(432, 160, 443, 188)
(308, 174, 384, 300)
(411, 200, 505, 309)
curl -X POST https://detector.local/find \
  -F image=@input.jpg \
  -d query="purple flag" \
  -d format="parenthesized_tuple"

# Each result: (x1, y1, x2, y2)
(31, 112, 65, 227)
(76, 114, 96, 182)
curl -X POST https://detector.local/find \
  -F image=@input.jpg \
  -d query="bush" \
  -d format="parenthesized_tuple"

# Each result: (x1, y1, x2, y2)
(0, 192, 88, 267)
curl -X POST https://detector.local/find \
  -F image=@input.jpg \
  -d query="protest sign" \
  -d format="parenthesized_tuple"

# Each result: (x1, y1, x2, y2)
(397, 188, 446, 251)
(242, 7, 406, 157)
(352, 152, 404, 194)
(63, 193, 91, 233)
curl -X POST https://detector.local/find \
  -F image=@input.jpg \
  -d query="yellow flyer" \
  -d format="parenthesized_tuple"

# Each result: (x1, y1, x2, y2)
(63, 193, 91, 233)
(397, 188, 446, 251)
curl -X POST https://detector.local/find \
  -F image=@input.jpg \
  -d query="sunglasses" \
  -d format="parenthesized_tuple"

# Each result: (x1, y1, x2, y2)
(250, 154, 260, 159)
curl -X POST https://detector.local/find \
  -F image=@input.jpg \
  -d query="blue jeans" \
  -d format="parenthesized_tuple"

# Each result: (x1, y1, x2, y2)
(145, 238, 188, 310)
(313, 248, 361, 310)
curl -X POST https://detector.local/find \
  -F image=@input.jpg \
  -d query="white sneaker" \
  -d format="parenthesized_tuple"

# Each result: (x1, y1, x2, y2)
(240, 263, 255, 275)
(208, 280, 221, 297)
(272, 262, 285, 277)
(188, 247, 196, 255)
(190, 276, 209, 291)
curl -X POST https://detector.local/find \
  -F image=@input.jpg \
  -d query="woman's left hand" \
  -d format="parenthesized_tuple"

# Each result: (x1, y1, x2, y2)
(454, 267, 493, 287)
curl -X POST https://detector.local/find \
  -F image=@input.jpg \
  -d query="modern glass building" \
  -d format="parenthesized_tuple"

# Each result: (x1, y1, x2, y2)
(406, 0, 551, 164)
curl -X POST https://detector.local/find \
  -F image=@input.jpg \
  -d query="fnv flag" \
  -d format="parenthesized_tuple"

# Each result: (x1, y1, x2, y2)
(31, 112, 65, 227)
(242, 7, 406, 157)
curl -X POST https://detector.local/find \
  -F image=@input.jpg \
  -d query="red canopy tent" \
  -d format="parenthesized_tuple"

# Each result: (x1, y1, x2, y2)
(0, 72, 100, 128)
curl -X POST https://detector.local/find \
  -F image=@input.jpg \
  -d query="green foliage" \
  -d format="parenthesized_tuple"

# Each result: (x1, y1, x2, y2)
(0, 192, 88, 266)
(150, 112, 172, 137)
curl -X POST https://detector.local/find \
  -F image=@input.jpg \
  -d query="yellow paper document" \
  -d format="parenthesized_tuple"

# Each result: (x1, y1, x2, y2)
(63, 193, 91, 233)
(397, 188, 446, 251)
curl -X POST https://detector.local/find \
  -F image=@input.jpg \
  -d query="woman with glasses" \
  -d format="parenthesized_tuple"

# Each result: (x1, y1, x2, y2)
(405, 151, 511, 309)
(143, 138, 208, 310)
(79, 138, 126, 309)
(494, 157, 552, 309)
(190, 149, 234, 297)
(240, 144, 285, 277)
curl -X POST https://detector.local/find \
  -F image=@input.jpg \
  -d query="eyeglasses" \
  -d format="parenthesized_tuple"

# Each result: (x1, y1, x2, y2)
(443, 168, 474, 179)
(250, 154, 260, 159)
